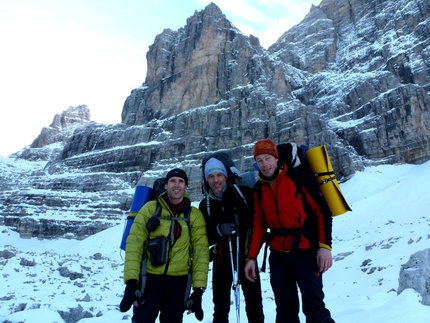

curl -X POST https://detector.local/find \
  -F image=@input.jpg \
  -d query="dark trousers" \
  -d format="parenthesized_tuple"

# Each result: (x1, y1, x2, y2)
(132, 273, 188, 323)
(212, 240, 264, 323)
(269, 250, 335, 323)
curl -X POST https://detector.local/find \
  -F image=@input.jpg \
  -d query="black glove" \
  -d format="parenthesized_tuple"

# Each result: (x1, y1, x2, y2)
(146, 216, 160, 232)
(186, 288, 204, 321)
(217, 222, 236, 236)
(119, 280, 138, 312)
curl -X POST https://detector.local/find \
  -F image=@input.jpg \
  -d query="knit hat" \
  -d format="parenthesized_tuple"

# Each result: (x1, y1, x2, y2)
(253, 139, 279, 160)
(204, 158, 228, 181)
(165, 168, 188, 186)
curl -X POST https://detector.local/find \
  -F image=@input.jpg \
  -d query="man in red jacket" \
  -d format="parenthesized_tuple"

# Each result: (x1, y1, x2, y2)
(244, 139, 336, 323)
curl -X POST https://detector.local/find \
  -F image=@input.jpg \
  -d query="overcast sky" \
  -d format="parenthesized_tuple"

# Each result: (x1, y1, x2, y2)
(0, 0, 317, 157)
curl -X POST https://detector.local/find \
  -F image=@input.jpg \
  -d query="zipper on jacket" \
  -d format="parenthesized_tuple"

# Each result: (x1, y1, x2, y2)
(163, 210, 176, 275)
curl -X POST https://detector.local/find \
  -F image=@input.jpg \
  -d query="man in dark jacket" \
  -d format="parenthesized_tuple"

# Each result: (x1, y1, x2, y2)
(199, 157, 264, 323)
(121, 168, 209, 323)
(244, 139, 335, 323)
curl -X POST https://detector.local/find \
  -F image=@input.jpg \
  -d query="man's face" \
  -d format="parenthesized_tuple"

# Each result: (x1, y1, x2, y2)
(164, 177, 187, 203)
(255, 154, 278, 178)
(207, 172, 227, 197)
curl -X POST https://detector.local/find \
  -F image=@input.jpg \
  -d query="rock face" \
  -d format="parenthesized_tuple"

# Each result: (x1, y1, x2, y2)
(122, 3, 270, 125)
(1, 0, 430, 239)
(398, 249, 430, 306)
(272, 0, 430, 165)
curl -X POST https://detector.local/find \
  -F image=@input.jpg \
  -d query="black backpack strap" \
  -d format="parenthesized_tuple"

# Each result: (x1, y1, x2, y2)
(182, 203, 192, 307)
(206, 194, 211, 217)
(231, 183, 250, 209)
(314, 171, 336, 185)
(260, 236, 270, 273)
(253, 181, 271, 272)
(137, 202, 163, 300)
(155, 203, 162, 217)
(253, 181, 262, 204)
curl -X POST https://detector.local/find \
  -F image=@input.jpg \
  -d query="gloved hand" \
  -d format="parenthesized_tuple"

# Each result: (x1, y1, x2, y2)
(217, 222, 236, 236)
(186, 288, 204, 321)
(146, 216, 160, 232)
(119, 280, 138, 312)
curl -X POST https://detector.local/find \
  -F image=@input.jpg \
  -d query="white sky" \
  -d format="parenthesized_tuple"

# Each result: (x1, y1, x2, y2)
(0, 0, 317, 157)
(1, 161, 430, 322)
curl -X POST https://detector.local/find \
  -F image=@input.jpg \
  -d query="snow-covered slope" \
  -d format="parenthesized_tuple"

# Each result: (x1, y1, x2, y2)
(1, 161, 430, 323)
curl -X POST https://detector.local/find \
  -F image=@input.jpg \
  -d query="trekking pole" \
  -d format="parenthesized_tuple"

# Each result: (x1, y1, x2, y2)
(235, 233, 241, 323)
(228, 233, 240, 323)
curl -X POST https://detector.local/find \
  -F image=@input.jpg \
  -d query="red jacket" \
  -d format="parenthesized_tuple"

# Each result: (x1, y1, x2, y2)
(247, 164, 332, 259)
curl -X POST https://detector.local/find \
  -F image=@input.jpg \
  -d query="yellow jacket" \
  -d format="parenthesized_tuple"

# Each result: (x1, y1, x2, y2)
(124, 193, 209, 289)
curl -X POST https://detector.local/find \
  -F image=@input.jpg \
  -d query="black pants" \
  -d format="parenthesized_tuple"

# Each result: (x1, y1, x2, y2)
(132, 273, 188, 323)
(269, 250, 335, 323)
(212, 240, 264, 323)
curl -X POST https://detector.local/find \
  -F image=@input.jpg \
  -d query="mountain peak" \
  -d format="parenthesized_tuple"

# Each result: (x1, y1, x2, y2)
(126, 3, 261, 124)
(30, 105, 91, 149)
(199, 2, 225, 18)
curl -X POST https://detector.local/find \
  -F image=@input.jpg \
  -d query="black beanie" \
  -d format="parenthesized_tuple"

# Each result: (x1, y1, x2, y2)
(165, 168, 188, 186)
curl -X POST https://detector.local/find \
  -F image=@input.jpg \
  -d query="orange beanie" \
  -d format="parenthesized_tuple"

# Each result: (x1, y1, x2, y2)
(253, 139, 279, 160)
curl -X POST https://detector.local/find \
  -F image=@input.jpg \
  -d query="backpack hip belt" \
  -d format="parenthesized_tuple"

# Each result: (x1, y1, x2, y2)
(268, 227, 302, 255)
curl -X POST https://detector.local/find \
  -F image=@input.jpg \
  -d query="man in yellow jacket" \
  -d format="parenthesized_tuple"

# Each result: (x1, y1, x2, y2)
(121, 168, 209, 323)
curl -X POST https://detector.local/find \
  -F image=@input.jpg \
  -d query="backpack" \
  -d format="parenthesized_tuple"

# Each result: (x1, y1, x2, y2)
(119, 177, 166, 251)
(201, 151, 255, 215)
(277, 142, 311, 173)
(152, 177, 167, 200)
(277, 143, 351, 214)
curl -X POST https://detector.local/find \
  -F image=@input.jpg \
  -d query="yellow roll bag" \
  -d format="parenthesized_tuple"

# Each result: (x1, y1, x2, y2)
(305, 145, 352, 216)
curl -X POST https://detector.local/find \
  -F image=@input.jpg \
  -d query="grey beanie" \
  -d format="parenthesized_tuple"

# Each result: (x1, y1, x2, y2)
(204, 158, 228, 181)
